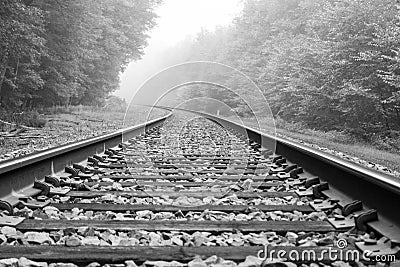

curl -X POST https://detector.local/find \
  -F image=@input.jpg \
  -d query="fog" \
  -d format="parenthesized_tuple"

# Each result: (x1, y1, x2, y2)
(116, 0, 243, 102)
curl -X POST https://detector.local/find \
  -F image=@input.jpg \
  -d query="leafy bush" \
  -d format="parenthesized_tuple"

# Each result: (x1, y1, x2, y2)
(23, 111, 47, 128)
(275, 116, 356, 144)
(0, 109, 47, 129)
(371, 131, 400, 152)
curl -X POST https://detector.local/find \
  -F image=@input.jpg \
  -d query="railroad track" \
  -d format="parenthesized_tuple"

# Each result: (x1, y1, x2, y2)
(0, 111, 399, 267)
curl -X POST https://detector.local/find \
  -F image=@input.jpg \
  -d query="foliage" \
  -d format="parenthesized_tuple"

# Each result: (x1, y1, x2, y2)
(0, 0, 46, 108)
(168, 0, 400, 142)
(0, 110, 46, 129)
(104, 96, 127, 112)
(0, 0, 160, 108)
(23, 110, 47, 127)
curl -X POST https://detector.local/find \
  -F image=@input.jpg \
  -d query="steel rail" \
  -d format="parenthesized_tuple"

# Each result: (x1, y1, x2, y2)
(0, 106, 399, 263)
(0, 114, 171, 200)
(150, 105, 400, 239)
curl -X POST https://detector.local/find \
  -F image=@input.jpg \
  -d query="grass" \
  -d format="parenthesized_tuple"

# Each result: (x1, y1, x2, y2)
(0, 110, 47, 131)
(276, 126, 400, 174)
(44, 105, 168, 127)
(0, 105, 168, 161)
(225, 115, 400, 176)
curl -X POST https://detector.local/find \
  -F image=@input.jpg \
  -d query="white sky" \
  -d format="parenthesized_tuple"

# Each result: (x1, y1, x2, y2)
(116, 0, 243, 100)
(149, 0, 243, 46)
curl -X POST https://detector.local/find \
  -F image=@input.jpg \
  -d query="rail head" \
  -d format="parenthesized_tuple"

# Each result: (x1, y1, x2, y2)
(150, 105, 400, 231)
(154, 105, 400, 195)
(246, 124, 400, 196)
(0, 114, 171, 176)
(207, 114, 400, 239)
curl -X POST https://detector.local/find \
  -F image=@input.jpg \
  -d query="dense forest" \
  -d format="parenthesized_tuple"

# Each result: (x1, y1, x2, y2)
(158, 0, 400, 142)
(1, 0, 400, 145)
(0, 0, 160, 108)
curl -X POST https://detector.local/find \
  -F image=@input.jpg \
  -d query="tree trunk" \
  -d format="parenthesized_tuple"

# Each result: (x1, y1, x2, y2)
(380, 101, 391, 131)
(0, 66, 7, 104)
(0, 50, 9, 104)
(0, 67, 6, 92)
(379, 92, 391, 131)
(14, 57, 20, 89)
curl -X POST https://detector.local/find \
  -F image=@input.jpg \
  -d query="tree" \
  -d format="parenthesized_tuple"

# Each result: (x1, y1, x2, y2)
(0, 0, 45, 108)
(163, 0, 400, 139)
(0, 0, 160, 108)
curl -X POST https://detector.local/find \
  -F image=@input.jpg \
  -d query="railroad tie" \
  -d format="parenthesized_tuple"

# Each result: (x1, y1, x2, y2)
(0, 114, 398, 266)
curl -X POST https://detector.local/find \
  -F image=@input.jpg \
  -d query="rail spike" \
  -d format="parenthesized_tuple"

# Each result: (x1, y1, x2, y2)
(34, 181, 51, 196)
(45, 175, 61, 187)
(87, 156, 100, 166)
(289, 167, 303, 178)
(283, 164, 297, 173)
(355, 209, 378, 232)
(312, 182, 329, 198)
(342, 200, 363, 217)
(304, 177, 320, 188)
(65, 166, 79, 176)
(0, 200, 13, 215)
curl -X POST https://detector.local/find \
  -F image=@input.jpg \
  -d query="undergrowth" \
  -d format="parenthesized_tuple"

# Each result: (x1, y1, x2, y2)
(0, 109, 47, 130)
